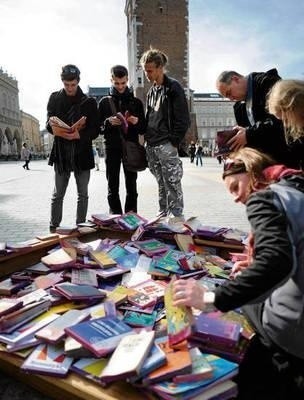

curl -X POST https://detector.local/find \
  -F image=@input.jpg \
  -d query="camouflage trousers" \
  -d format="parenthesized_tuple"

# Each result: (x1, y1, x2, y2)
(146, 141, 184, 217)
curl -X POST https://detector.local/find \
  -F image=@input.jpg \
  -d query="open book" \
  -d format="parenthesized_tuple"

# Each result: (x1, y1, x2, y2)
(49, 116, 86, 137)
(215, 129, 237, 156)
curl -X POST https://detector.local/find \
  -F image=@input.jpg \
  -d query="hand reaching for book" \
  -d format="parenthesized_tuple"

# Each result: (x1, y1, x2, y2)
(172, 278, 206, 310)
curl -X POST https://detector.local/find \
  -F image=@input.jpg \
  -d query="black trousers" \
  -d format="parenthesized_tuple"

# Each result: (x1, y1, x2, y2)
(105, 146, 138, 214)
(23, 160, 30, 169)
(235, 304, 304, 400)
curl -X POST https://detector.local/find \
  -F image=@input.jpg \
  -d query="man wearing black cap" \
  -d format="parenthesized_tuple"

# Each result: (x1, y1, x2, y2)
(46, 64, 99, 232)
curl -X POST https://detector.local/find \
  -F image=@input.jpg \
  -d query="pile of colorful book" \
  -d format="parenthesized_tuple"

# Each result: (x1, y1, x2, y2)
(0, 225, 254, 399)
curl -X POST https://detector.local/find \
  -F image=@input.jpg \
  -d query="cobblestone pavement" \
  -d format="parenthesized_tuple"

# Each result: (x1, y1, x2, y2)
(0, 156, 249, 399)
(0, 156, 249, 243)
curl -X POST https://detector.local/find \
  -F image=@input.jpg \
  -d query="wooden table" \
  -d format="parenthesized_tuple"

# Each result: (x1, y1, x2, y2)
(0, 228, 242, 400)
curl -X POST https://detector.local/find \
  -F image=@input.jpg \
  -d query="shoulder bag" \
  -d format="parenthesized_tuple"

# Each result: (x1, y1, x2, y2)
(107, 97, 147, 172)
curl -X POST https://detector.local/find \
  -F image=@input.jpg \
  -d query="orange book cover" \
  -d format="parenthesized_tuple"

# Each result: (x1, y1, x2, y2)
(143, 337, 192, 385)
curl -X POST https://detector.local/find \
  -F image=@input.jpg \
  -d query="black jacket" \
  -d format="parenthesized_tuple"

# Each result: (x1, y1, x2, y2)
(234, 69, 298, 168)
(98, 87, 145, 149)
(145, 75, 190, 146)
(214, 175, 304, 312)
(46, 87, 99, 173)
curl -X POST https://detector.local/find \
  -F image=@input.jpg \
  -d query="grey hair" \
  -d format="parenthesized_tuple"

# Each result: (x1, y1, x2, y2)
(217, 71, 243, 84)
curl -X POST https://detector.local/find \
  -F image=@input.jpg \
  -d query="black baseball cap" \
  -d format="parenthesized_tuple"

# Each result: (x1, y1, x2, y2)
(61, 64, 80, 81)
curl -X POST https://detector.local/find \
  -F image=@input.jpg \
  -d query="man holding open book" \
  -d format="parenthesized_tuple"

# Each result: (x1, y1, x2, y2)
(98, 65, 145, 214)
(46, 64, 99, 232)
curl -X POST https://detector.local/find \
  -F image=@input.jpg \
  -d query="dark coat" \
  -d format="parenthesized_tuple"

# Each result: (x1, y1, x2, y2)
(234, 69, 299, 168)
(98, 87, 145, 149)
(47, 87, 99, 173)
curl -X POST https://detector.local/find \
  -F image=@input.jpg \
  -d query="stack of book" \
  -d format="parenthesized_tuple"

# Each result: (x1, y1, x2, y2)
(0, 221, 256, 398)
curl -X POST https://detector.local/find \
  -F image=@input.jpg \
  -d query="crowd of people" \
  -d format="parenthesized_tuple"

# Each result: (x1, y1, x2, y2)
(45, 54, 304, 399)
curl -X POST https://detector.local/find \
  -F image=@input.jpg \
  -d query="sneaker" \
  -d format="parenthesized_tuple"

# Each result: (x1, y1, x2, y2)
(156, 210, 167, 218)
(166, 215, 185, 224)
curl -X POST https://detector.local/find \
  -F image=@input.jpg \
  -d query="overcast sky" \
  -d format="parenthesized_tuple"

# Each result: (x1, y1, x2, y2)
(1, 0, 304, 127)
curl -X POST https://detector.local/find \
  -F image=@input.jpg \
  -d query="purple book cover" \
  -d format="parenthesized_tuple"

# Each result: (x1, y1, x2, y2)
(192, 313, 241, 348)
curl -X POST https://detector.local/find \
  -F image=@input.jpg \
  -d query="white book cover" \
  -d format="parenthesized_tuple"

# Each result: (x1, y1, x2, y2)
(18, 288, 48, 306)
(35, 309, 89, 343)
(0, 312, 59, 344)
(100, 330, 155, 382)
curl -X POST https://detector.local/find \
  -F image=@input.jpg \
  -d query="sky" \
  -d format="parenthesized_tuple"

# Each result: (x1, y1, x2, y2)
(1, 0, 304, 127)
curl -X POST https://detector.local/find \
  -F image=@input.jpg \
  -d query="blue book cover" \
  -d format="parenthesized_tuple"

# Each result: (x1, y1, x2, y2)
(64, 316, 133, 357)
(54, 282, 106, 300)
(107, 245, 130, 260)
(151, 354, 238, 397)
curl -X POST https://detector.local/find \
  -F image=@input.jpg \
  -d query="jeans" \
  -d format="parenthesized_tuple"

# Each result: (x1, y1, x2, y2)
(105, 146, 138, 214)
(146, 142, 184, 217)
(50, 169, 90, 227)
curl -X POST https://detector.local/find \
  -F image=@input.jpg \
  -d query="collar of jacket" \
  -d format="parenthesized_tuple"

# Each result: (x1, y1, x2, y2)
(59, 86, 85, 102)
(109, 86, 134, 101)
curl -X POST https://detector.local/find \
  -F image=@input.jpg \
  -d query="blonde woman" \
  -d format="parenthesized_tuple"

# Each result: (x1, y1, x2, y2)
(268, 79, 304, 141)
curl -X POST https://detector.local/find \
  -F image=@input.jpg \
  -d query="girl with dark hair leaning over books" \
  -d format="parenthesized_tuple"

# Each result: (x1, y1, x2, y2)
(173, 147, 304, 400)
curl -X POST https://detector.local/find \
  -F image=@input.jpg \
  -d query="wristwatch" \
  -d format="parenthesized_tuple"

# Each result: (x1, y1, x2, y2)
(202, 291, 216, 312)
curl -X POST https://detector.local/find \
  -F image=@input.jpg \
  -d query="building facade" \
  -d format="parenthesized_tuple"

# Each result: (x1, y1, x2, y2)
(193, 93, 235, 153)
(124, 0, 189, 103)
(21, 110, 42, 153)
(124, 0, 195, 152)
(0, 68, 22, 158)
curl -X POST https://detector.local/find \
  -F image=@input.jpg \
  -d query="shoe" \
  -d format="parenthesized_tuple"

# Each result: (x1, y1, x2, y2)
(49, 225, 58, 233)
(166, 215, 185, 224)
(156, 210, 167, 218)
(22, 165, 25, 169)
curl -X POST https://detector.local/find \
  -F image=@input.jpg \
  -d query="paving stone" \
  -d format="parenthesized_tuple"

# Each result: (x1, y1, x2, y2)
(0, 156, 249, 398)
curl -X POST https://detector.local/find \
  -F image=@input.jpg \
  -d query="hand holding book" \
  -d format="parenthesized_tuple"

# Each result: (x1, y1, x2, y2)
(49, 116, 86, 139)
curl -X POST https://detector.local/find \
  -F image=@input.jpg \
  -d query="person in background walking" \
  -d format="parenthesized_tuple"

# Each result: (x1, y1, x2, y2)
(189, 141, 196, 163)
(93, 146, 100, 171)
(21, 143, 31, 170)
(195, 143, 203, 166)
(140, 48, 190, 222)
